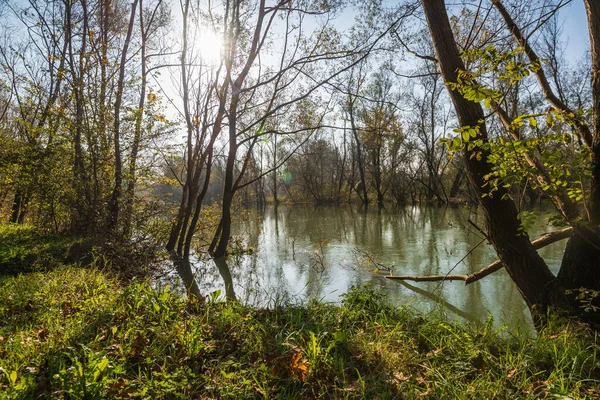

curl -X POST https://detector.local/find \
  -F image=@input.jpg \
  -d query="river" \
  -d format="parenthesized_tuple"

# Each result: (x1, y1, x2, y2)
(166, 205, 566, 331)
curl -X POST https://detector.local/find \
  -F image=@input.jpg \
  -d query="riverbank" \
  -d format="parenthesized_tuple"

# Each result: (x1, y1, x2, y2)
(1, 225, 599, 398)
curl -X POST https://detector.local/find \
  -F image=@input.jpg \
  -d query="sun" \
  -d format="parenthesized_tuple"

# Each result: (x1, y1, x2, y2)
(197, 29, 223, 66)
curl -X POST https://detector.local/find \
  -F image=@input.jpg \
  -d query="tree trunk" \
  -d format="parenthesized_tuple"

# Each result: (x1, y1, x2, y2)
(123, 0, 148, 239)
(108, 0, 139, 234)
(212, 90, 239, 258)
(421, 0, 556, 315)
(555, 0, 600, 302)
(449, 167, 464, 199)
(272, 134, 278, 205)
(584, 0, 600, 224)
(9, 191, 23, 223)
(66, 0, 92, 234)
(213, 134, 237, 258)
(348, 100, 369, 206)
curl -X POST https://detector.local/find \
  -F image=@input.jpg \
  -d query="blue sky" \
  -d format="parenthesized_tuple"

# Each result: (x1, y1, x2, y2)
(562, 1, 590, 62)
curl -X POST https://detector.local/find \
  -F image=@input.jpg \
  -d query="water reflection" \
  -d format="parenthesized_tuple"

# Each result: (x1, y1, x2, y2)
(170, 259, 201, 298)
(214, 257, 236, 301)
(397, 280, 479, 323)
(165, 205, 566, 331)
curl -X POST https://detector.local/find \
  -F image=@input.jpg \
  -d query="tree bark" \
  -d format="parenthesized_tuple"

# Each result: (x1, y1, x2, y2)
(9, 191, 23, 223)
(584, 0, 600, 224)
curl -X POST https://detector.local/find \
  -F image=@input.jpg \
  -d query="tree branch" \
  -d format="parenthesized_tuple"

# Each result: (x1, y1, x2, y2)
(386, 227, 572, 285)
(491, 0, 593, 146)
(391, 28, 438, 63)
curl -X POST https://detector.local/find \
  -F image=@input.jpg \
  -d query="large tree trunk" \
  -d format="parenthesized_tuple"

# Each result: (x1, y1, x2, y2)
(421, 0, 556, 314)
(584, 0, 600, 224)
(555, 0, 600, 299)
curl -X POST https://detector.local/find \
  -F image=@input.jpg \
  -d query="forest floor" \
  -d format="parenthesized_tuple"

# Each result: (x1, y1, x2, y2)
(1, 224, 599, 399)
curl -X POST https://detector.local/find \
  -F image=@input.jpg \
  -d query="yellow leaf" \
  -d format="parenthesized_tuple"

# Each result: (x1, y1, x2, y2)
(290, 351, 308, 381)
(529, 117, 537, 128)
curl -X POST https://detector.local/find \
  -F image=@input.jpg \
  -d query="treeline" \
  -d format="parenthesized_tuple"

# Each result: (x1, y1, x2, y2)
(1, 0, 588, 239)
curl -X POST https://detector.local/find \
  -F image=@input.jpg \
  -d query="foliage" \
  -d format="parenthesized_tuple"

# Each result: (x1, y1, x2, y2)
(441, 45, 591, 215)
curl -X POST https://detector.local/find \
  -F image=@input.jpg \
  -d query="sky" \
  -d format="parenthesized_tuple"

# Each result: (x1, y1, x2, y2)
(562, 1, 590, 62)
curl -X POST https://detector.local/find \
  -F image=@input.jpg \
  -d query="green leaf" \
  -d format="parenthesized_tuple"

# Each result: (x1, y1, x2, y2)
(462, 130, 470, 142)
(529, 117, 537, 128)
(98, 357, 109, 372)
(452, 137, 462, 149)
(333, 331, 347, 343)
(9, 370, 17, 384)
(221, 370, 235, 379)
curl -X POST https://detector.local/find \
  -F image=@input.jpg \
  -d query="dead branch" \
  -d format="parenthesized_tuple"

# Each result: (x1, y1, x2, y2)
(386, 227, 572, 285)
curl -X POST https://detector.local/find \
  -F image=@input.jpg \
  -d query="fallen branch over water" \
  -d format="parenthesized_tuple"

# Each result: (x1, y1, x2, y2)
(386, 227, 573, 285)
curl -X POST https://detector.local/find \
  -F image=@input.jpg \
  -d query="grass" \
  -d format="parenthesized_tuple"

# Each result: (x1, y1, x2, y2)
(0, 225, 599, 399)
(0, 266, 599, 399)
(0, 224, 80, 276)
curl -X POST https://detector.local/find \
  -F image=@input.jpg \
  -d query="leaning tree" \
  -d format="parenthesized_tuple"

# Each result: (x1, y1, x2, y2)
(388, 0, 600, 325)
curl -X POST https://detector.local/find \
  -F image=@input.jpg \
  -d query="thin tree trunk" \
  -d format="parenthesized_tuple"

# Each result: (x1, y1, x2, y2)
(387, 227, 572, 284)
(183, 152, 214, 259)
(66, 0, 91, 234)
(348, 99, 368, 206)
(123, 0, 149, 238)
(108, 0, 139, 234)
(449, 167, 464, 199)
(272, 134, 278, 205)
(9, 191, 22, 223)
(213, 102, 238, 258)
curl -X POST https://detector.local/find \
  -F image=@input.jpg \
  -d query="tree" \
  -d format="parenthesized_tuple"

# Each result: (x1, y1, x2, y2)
(344, 60, 370, 206)
(0, 0, 171, 237)
(408, 68, 450, 203)
(412, 0, 600, 323)
(359, 69, 404, 206)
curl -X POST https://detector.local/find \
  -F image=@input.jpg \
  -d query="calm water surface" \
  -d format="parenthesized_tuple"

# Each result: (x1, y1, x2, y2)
(167, 205, 566, 331)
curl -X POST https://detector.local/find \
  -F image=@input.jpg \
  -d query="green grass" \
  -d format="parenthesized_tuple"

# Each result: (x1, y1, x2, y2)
(0, 224, 80, 275)
(0, 265, 599, 399)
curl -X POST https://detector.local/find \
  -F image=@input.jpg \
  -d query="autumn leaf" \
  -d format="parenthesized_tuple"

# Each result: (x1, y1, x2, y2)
(289, 351, 308, 381)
